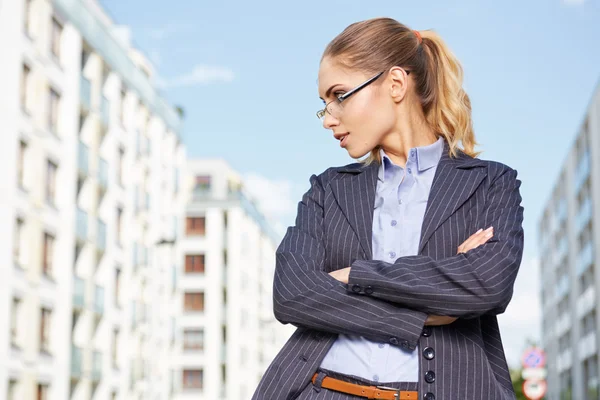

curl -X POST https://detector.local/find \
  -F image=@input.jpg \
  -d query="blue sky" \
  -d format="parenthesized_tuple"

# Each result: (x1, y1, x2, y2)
(100, 0, 600, 367)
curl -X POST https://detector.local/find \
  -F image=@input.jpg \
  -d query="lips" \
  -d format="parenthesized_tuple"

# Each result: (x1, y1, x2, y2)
(334, 132, 349, 148)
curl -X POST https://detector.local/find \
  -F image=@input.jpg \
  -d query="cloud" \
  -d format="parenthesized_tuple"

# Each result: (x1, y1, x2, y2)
(156, 65, 235, 89)
(498, 257, 541, 368)
(149, 49, 161, 67)
(242, 173, 302, 237)
(147, 23, 195, 40)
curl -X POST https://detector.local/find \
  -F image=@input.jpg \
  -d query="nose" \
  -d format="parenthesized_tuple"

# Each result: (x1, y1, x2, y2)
(322, 112, 339, 130)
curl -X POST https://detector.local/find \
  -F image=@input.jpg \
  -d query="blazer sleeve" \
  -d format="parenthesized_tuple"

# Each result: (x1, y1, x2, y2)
(347, 166, 524, 319)
(273, 170, 427, 350)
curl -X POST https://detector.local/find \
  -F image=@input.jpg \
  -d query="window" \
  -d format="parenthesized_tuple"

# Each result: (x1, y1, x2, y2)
(48, 88, 60, 133)
(17, 141, 27, 188)
(117, 147, 125, 186)
(40, 308, 51, 352)
(116, 208, 123, 245)
(11, 298, 20, 346)
(37, 383, 49, 400)
(182, 369, 203, 389)
(23, 0, 33, 35)
(183, 329, 204, 350)
(13, 218, 24, 264)
(46, 161, 57, 205)
(51, 17, 62, 61)
(184, 293, 204, 312)
(120, 88, 126, 125)
(185, 255, 205, 273)
(194, 175, 211, 191)
(186, 217, 206, 236)
(112, 329, 119, 367)
(7, 379, 17, 400)
(42, 233, 54, 276)
(21, 64, 30, 112)
(115, 267, 121, 306)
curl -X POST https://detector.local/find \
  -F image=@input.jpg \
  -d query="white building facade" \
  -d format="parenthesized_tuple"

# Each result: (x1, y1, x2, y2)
(538, 83, 600, 400)
(0, 0, 185, 399)
(177, 159, 293, 400)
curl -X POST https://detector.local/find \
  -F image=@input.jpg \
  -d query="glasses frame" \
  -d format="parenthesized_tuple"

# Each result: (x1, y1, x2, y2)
(316, 69, 412, 120)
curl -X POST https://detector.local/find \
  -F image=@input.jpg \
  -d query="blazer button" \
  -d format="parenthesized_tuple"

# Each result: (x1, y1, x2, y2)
(423, 393, 435, 400)
(424, 371, 436, 383)
(423, 347, 435, 360)
(299, 355, 308, 362)
(364, 286, 374, 295)
(422, 327, 432, 337)
(352, 284, 362, 293)
(389, 337, 399, 345)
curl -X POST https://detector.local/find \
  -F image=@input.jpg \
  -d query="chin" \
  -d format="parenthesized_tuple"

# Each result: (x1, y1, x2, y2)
(347, 146, 372, 160)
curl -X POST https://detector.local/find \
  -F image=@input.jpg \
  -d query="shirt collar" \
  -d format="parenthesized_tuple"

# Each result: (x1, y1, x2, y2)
(378, 136, 445, 182)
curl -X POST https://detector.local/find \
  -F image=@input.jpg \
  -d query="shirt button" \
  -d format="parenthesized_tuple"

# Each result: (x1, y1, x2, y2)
(373, 375, 379, 382)
(408, 167, 412, 174)
(411, 149, 416, 157)
(399, 199, 402, 205)
(389, 251, 396, 259)
(378, 343, 386, 348)
(391, 220, 397, 227)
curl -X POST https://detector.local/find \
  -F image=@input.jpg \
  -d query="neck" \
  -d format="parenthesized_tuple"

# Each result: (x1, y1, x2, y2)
(380, 107, 438, 167)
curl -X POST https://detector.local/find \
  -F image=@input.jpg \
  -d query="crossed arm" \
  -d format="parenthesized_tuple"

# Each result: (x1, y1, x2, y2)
(273, 166, 523, 346)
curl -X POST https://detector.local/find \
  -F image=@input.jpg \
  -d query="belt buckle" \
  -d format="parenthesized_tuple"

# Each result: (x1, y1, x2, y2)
(376, 385, 401, 399)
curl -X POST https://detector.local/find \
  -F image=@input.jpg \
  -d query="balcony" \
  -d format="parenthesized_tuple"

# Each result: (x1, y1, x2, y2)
(97, 219, 106, 255)
(71, 345, 83, 379)
(100, 96, 110, 127)
(80, 76, 91, 112)
(76, 209, 88, 243)
(73, 276, 85, 310)
(78, 141, 89, 177)
(92, 351, 102, 382)
(98, 158, 108, 191)
(94, 285, 104, 316)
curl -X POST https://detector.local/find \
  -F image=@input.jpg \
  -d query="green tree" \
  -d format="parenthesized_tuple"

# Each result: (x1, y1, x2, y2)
(511, 368, 528, 400)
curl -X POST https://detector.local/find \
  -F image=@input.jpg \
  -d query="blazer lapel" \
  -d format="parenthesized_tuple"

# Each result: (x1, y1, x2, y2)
(330, 162, 378, 259)
(418, 142, 488, 254)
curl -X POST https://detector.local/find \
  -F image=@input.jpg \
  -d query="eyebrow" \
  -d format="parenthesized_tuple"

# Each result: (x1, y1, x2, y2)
(319, 84, 342, 101)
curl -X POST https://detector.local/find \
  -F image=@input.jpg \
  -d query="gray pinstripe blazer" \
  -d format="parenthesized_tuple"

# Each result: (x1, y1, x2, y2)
(253, 140, 523, 400)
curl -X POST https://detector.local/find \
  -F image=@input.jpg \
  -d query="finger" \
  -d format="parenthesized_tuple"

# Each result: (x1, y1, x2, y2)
(459, 228, 484, 252)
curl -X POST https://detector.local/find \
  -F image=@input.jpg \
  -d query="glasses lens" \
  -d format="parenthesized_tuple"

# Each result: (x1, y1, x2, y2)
(327, 99, 342, 119)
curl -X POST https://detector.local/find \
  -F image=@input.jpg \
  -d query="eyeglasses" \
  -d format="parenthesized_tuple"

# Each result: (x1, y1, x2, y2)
(316, 69, 411, 120)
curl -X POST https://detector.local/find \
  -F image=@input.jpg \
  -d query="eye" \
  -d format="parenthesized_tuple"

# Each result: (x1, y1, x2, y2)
(334, 91, 346, 98)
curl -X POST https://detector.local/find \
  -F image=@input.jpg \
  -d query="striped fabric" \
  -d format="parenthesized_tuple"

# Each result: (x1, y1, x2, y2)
(252, 139, 523, 400)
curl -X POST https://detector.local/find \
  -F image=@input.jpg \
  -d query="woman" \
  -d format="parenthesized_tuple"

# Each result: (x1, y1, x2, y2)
(253, 17, 524, 400)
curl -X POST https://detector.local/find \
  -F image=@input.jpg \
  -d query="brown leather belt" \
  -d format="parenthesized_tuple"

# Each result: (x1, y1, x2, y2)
(311, 373, 418, 400)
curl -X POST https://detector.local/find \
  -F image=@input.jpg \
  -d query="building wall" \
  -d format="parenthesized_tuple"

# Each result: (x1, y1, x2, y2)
(539, 83, 600, 400)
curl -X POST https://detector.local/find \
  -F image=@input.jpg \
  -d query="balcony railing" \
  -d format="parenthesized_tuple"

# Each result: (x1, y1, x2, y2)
(73, 276, 85, 309)
(97, 220, 106, 253)
(92, 351, 102, 381)
(94, 285, 104, 315)
(78, 140, 89, 176)
(71, 345, 83, 378)
(98, 158, 108, 190)
(76, 209, 88, 242)
(80, 76, 91, 111)
(100, 96, 110, 126)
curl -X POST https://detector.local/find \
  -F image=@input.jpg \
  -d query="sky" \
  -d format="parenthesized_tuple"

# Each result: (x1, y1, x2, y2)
(100, 0, 600, 368)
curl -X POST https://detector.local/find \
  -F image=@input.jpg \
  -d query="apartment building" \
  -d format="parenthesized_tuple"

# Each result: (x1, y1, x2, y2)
(538, 82, 600, 400)
(0, 0, 185, 399)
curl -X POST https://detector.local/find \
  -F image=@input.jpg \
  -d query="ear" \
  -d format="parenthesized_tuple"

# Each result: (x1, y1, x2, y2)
(388, 66, 409, 102)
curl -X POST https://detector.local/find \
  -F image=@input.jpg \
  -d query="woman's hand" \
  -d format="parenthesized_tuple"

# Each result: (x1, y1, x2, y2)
(329, 267, 351, 284)
(329, 228, 494, 324)
(426, 227, 495, 326)
(457, 227, 494, 254)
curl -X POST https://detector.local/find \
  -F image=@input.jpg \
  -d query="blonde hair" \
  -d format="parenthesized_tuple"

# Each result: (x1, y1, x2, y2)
(322, 17, 481, 162)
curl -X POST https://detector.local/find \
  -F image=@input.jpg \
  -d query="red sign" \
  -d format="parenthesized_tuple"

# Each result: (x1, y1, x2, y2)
(523, 379, 547, 400)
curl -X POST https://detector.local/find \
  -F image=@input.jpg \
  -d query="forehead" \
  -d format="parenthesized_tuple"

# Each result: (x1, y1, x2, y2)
(318, 57, 367, 97)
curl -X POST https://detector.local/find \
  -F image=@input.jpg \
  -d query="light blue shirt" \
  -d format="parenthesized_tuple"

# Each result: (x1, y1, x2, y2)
(319, 137, 444, 383)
